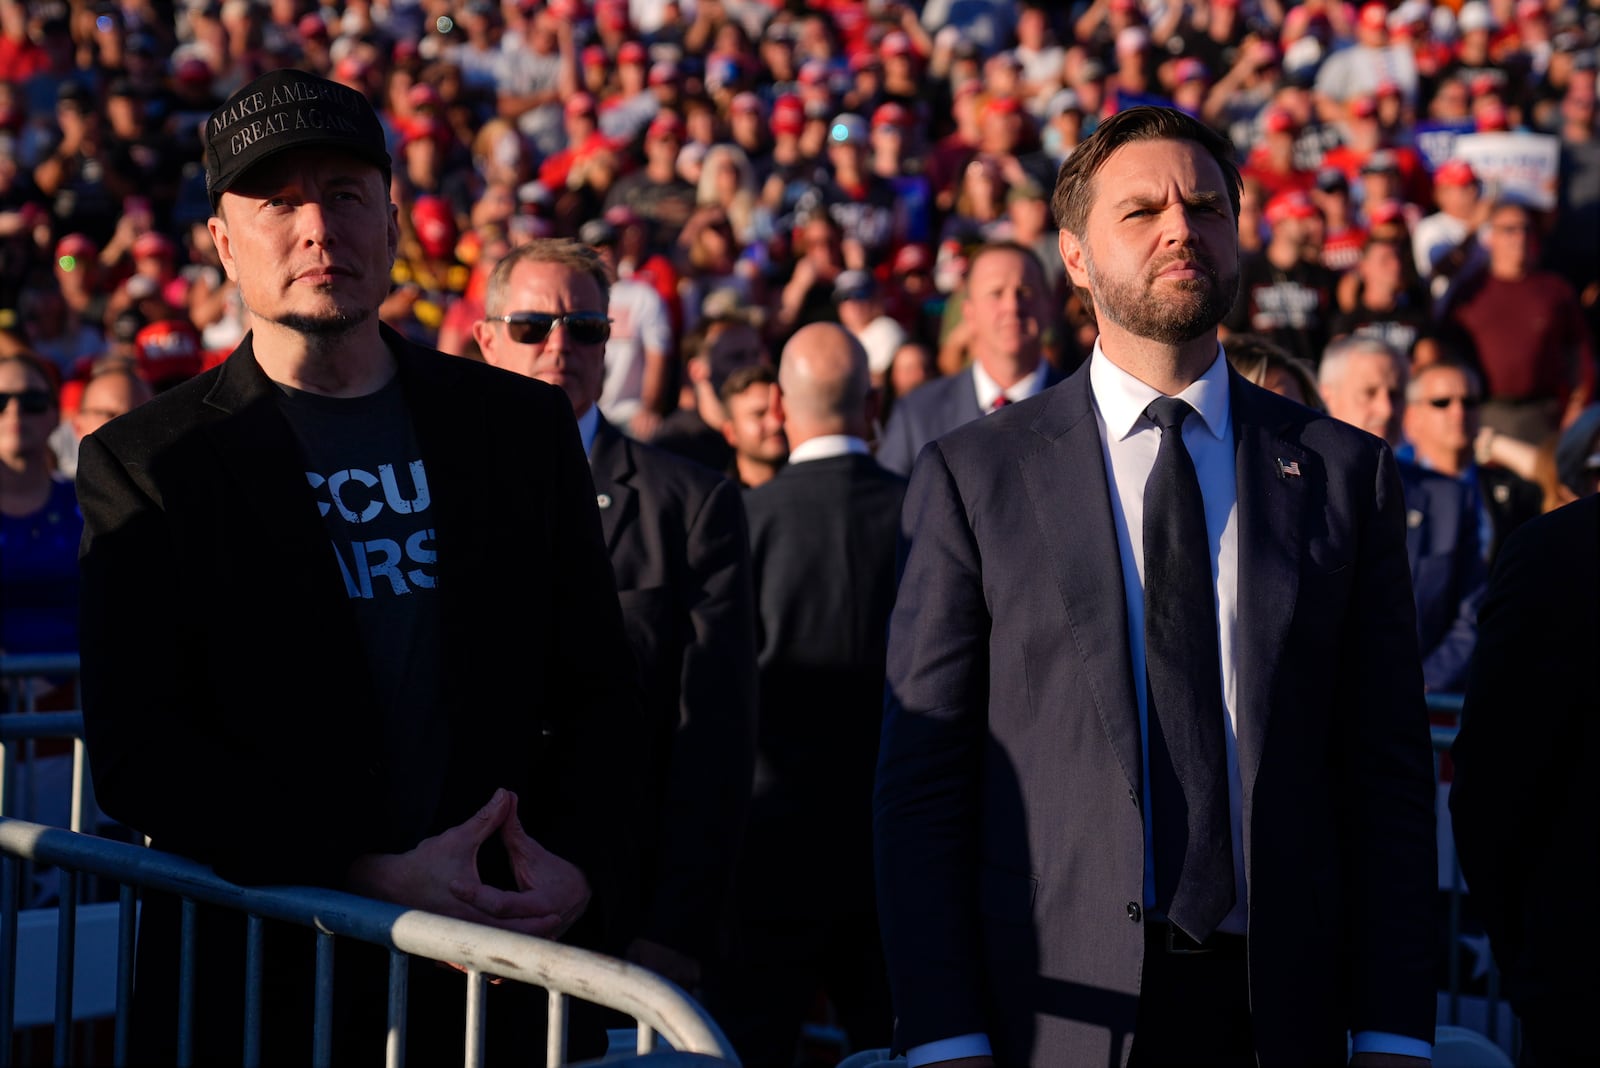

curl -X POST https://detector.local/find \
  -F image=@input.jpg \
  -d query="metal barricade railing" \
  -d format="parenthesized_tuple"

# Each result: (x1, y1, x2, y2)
(0, 817, 739, 1068)
(0, 654, 82, 717)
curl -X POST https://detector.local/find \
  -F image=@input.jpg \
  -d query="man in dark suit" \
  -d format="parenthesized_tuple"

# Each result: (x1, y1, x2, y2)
(874, 106, 1437, 1067)
(1320, 335, 1488, 693)
(78, 70, 642, 1065)
(874, 241, 1064, 476)
(1401, 356, 1543, 569)
(1450, 494, 1600, 1066)
(712, 322, 905, 1066)
(474, 238, 757, 993)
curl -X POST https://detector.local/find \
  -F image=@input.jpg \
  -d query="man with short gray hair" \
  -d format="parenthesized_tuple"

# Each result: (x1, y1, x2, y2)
(1320, 336, 1487, 692)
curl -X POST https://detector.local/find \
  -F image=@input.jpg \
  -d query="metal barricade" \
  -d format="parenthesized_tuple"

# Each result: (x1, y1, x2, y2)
(0, 818, 739, 1068)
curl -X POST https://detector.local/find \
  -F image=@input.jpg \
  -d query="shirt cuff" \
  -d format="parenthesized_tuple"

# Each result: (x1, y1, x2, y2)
(905, 1033, 993, 1066)
(1351, 1030, 1434, 1060)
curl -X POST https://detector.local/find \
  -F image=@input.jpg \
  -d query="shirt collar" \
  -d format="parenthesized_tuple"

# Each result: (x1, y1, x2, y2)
(972, 359, 1049, 410)
(1089, 340, 1231, 443)
(577, 404, 601, 456)
(788, 434, 870, 464)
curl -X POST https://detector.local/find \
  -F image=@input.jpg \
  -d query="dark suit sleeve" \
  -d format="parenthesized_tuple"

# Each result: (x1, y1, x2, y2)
(76, 431, 387, 886)
(530, 396, 651, 956)
(875, 398, 920, 477)
(1420, 480, 1488, 694)
(1341, 443, 1440, 1040)
(873, 442, 993, 1050)
(1450, 504, 1587, 979)
(645, 474, 758, 957)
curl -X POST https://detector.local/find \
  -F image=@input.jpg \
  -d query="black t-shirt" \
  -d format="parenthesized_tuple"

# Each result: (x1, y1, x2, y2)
(277, 374, 446, 849)
(1328, 290, 1437, 361)
(1224, 251, 1340, 369)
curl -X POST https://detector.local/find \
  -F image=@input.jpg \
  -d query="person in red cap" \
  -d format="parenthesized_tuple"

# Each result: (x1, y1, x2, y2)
(1223, 189, 1340, 369)
(1241, 107, 1316, 199)
(878, 27, 926, 112)
(494, 1, 578, 158)
(104, 231, 186, 328)
(757, 94, 823, 226)
(603, 109, 698, 254)
(1414, 158, 1484, 287)
(597, 39, 661, 144)
(868, 102, 935, 246)
(50, 233, 112, 328)
(132, 318, 204, 391)
(727, 91, 772, 166)
(1312, 0, 1420, 113)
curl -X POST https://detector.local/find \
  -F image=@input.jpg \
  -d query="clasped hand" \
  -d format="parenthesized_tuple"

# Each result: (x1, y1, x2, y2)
(348, 788, 590, 940)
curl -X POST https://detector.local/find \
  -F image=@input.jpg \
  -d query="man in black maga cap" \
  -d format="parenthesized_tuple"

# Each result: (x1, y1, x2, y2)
(76, 68, 646, 1064)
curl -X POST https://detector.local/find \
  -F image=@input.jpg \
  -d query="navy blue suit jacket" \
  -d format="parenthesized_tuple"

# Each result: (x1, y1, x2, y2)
(876, 362, 1066, 477)
(1397, 459, 1488, 694)
(874, 362, 1437, 1066)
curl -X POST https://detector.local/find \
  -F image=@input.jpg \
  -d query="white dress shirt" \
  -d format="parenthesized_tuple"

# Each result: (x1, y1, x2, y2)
(786, 434, 871, 465)
(971, 358, 1049, 412)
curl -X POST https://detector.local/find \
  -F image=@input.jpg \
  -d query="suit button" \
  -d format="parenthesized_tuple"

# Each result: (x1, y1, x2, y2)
(1128, 788, 1138, 806)
(1127, 902, 1142, 923)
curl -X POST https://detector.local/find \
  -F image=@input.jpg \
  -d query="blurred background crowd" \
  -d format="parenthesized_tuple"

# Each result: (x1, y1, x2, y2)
(0, 0, 1594, 437)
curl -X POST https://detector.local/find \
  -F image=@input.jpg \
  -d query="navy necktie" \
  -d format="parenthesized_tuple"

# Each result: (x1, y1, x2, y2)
(1143, 396, 1235, 942)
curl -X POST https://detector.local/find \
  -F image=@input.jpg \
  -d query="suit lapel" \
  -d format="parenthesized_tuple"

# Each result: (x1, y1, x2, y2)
(201, 336, 340, 566)
(1019, 371, 1143, 795)
(1229, 378, 1306, 797)
(588, 418, 637, 554)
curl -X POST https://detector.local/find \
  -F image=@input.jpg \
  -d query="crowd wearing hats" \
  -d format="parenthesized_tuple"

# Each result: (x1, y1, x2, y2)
(0, 0, 1596, 468)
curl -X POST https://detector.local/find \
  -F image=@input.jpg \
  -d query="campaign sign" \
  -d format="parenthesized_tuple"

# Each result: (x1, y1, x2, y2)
(1449, 131, 1561, 210)
(1414, 119, 1477, 172)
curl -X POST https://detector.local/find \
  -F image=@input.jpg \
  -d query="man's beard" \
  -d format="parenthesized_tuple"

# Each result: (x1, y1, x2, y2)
(1084, 247, 1238, 345)
(276, 306, 372, 337)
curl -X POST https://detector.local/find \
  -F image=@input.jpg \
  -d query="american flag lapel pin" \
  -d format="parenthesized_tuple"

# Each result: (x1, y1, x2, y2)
(1276, 458, 1302, 479)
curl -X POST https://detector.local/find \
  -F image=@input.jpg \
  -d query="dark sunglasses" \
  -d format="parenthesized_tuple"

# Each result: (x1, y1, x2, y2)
(1424, 395, 1482, 410)
(0, 389, 53, 414)
(490, 311, 612, 346)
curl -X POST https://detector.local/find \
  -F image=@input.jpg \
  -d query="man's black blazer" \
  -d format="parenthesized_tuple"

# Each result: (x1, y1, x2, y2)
(740, 451, 906, 904)
(874, 362, 1438, 1066)
(588, 417, 757, 962)
(1451, 494, 1600, 1010)
(77, 327, 645, 1061)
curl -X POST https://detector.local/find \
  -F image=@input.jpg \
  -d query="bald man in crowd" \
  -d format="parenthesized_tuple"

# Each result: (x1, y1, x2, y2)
(711, 323, 906, 1067)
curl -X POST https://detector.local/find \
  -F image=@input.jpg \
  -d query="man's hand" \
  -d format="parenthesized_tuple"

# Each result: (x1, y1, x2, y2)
(461, 789, 591, 939)
(347, 788, 590, 939)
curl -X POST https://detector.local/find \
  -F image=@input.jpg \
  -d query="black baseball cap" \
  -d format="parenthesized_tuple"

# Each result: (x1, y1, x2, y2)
(203, 68, 390, 209)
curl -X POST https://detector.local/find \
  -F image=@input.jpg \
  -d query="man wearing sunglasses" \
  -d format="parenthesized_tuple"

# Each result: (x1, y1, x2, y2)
(1321, 335, 1487, 693)
(76, 70, 643, 1065)
(474, 238, 757, 999)
(1402, 356, 1542, 570)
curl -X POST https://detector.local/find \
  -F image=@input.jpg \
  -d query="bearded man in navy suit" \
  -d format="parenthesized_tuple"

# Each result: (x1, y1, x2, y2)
(874, 106, 1437, 1068)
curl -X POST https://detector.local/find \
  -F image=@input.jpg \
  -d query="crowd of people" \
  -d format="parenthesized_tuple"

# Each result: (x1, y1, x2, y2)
(1, 0, 1598, 1065)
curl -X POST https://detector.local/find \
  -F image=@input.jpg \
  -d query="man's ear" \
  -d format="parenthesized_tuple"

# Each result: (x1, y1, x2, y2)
(1059, 228, 1091, 291)
(208, 215, 240, 284)
(472, 319, 497, 365)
